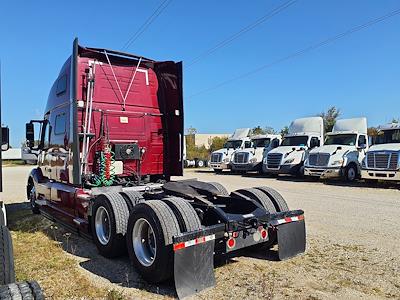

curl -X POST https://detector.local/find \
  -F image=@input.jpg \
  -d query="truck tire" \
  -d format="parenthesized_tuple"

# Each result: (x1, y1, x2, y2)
(255, 187, 289, 212)
(197, 160, 205, 168)
(120, 191, 145, 212)
(344, 164, 357, 182)
(91, 193, 129, 258)
(233, 188, 276, 213)
(0, 226, 15, 286)
(126, 201, 181, 283)
(0, 281, 44, 300)
(207, 182, 229, 196)
(163, 197, 202, 232)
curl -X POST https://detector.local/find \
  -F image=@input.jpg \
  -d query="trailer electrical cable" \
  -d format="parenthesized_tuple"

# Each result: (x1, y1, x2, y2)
(186, 0, 298, 68)
(187, 7, 400, 99)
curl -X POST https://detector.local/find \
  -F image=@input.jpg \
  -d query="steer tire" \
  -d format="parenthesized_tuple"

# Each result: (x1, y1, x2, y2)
(255, 186, 289, 212)
(344, 164, 358, 182)
(91, 193, 129, 258)
(207, 182, 229, 196)
(120, 191, 145, 212)
(0, 281, 44, 300)
(126, 201, 181, 283)
(234, 188, 277, 213)
(163, 197, 202, 232)
(0, 226, 15, 286)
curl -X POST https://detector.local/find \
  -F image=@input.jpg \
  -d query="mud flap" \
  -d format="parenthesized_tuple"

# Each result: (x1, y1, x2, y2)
(174, 238, 216, 299)
(277, 219, 306, 260)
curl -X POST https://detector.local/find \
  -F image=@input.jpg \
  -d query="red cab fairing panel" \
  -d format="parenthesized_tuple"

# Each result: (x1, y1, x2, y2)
(73, 44, 183, 180)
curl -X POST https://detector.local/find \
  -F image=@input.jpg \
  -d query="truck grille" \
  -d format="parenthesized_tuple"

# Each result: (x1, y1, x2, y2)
(366, 152, 399, 170)
(211, 153, 223, 163)
(308, 153, 330, 167)
(267, 153, 283, 169)
(233, 152, 249, 164)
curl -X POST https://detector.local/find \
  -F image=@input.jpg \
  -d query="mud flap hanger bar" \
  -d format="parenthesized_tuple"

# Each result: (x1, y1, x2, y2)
(173, 224, 224, 299)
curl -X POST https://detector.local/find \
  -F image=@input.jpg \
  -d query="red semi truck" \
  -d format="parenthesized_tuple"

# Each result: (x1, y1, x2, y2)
(25, 39, 306, 298)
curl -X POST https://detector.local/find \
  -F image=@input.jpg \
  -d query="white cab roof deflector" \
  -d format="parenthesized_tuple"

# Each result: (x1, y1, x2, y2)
(230, 128, 251, 140)
(288, 117, 324, 136)
(328, 117, 367, 135)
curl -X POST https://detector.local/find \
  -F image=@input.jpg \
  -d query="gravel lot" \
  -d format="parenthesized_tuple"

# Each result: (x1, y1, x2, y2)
(2, 166, 400, 299)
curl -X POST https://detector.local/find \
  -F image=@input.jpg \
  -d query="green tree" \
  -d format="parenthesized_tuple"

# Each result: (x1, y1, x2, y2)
(319, 106, 341, 133)
(264, 126, 277, 134)
(251, 126, 265, 135)
(208, 136, 228, 153)
(367, 127, 379, 137)
(250, 126, 277, 135)
(280, 126, 289, 136)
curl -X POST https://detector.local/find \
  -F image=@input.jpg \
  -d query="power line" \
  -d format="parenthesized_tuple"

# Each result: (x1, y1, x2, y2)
(187, 7, 400, 99)
(122, 0, 172, 51)
(186, 0, 298, 68)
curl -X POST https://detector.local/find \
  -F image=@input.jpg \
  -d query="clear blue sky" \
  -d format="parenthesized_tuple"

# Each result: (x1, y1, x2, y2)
(0, 1, 399, 146)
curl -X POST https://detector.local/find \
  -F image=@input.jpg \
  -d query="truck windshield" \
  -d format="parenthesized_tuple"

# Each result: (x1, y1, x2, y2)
(224, 140, 242, 149)
(251, 138, 270, 148)
(325, 134, 357, 146)
(281, 136, 308, 147)
(375, 129, 400, 144)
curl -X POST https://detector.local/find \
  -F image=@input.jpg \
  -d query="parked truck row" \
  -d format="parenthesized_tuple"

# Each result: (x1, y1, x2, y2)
(210, 117, 400, 183)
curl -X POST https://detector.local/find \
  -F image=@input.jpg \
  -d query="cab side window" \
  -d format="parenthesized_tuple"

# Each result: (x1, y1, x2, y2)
(56, 75, 67, 96)
(55, 113, 66, 135)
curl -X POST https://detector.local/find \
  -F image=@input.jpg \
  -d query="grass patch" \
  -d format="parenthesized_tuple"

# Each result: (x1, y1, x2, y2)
(8, 207, 125, 299)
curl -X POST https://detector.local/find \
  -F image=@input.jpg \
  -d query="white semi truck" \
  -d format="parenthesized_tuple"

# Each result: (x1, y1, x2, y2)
(304, 117, 368, 181)
(231, 134, 281, 173)
(210, 128, 251, 173)
(264, 117, 324, 176)
(361, 122, 400, 182)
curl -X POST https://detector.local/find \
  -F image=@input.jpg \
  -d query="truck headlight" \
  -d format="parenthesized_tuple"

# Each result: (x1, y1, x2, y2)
(284, 158, 295, 164)
(331, 159, 344, 166)
(223, 158, 230, 163)
(250, 157, 258, 164)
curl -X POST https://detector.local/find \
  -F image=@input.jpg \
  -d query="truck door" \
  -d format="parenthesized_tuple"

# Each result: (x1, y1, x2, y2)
(48, 107, 76, 226)
(154, 62, 184, 177)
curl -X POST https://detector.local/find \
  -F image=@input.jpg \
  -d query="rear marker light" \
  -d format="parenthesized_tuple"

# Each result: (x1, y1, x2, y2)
(261, 229, 268, 239)
(227, 238, 236, 249)
(232, 232, 239, 238)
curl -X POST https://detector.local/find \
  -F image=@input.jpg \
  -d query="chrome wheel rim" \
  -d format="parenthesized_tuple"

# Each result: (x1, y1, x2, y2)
(132, 218, 156, 267)
(348, 168, 356, 181)
(95, 206, 111, 245)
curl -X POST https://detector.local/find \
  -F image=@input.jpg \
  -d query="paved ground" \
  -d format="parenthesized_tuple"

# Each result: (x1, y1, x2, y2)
(2, 166, 400, 299)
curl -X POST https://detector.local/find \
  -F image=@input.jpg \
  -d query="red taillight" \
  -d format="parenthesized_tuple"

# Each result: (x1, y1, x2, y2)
(261, 229, 268, 239)
(232, 232, 239, 238)
(227, 238, 236, 249)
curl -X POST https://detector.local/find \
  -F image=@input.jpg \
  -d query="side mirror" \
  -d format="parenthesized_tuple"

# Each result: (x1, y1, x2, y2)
(1, 127, 9, 151)
(26, 123, 35, 149)
(358, 144, 367, 150)
(310, 139, 320, 148)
